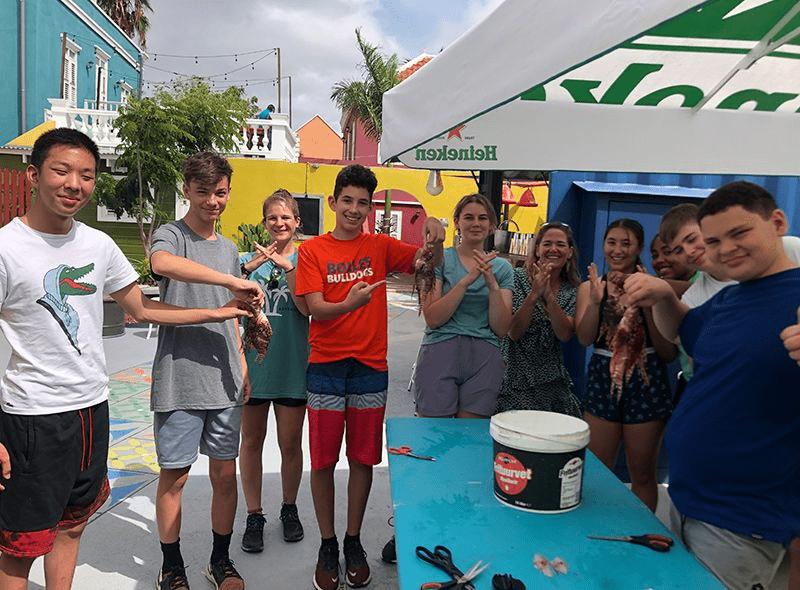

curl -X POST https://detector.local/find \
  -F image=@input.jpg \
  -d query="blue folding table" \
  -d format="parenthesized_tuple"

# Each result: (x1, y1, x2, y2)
(386, 417, 725, 589)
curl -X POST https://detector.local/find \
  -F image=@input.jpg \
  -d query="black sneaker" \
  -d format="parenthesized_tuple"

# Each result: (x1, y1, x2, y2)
(381, 537, 397, 564)
(314, 543, 340, 590)
(280, 503, 304, 542)
(157, 566, 190, 590)
(343, 537, 371, 588)
(203, 558, 244, 590)
(241, 512, 265, 553)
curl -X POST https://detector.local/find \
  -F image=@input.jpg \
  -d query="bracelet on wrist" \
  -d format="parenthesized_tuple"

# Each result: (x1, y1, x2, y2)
(285, 266, 295, 273)
(240, 263, 250, 277)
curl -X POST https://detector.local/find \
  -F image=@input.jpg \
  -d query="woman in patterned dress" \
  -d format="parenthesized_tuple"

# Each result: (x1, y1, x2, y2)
(495, 221, 582, 417)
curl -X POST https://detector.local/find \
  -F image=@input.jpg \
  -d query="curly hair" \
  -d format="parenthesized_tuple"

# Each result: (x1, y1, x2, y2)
(333, 164, 378, 200)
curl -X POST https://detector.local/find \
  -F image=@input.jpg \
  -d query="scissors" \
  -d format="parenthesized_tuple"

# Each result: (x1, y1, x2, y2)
(416, 545, 488, 590)
(587, 533, 675, 552)
(420, 559, 490, 589)
(388, 446, 436, 461)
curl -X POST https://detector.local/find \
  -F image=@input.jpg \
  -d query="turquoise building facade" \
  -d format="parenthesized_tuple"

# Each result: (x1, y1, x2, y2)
(1, 0, 143, 144)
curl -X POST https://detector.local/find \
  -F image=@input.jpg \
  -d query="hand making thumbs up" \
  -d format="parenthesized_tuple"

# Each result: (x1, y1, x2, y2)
(779, 305, 800, 363)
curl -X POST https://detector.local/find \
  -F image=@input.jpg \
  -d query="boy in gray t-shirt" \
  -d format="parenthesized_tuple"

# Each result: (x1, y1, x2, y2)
(149, 152, 262, 590)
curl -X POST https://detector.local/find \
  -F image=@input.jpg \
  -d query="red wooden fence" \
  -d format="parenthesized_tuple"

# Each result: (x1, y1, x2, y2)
(0, 168, 31, 227)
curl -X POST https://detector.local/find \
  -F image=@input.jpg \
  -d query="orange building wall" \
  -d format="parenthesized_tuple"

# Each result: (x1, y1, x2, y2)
(297, 116, 343, 161)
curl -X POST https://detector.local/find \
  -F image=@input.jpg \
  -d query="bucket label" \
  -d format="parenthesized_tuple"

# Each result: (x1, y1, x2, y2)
(558, 456, 584, 508)
(494, 452, 532, 495)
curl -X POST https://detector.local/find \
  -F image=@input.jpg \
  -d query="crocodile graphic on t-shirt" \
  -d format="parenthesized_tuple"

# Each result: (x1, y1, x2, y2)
(36, 263, 97, 354)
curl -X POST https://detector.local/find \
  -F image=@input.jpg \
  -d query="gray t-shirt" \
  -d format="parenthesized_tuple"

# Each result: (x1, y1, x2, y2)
(149, 219, 243, 411)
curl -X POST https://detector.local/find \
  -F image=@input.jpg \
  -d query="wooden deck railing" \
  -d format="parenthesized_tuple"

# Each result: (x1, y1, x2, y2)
(0, 168, 31, 227)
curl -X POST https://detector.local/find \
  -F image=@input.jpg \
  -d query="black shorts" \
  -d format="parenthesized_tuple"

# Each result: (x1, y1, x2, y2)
(246, 397, 306, 408)
(0, 401, 110, 558)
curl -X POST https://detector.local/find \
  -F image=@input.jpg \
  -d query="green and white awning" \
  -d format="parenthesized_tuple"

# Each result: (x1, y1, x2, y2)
(381, 0, 800, 175)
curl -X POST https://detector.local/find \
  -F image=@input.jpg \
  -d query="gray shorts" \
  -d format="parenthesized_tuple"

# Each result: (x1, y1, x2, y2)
(669, 504, 786, 590)
(154, 407, 242, 469)
(414, 335, 504, 417)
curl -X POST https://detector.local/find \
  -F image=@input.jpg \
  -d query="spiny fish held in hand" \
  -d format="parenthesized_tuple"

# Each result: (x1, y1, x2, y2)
(243, 300, 272, 362)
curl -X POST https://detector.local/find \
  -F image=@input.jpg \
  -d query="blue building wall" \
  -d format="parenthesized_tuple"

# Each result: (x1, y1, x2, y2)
(1, 0, 142, 144)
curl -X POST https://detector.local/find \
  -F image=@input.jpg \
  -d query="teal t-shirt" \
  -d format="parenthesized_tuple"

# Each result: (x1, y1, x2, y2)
(422, 247, 514, 347)
(241, 251, 309, 399)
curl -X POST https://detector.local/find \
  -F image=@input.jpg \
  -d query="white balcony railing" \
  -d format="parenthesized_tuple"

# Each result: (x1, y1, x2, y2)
(45, 98, 300, 162)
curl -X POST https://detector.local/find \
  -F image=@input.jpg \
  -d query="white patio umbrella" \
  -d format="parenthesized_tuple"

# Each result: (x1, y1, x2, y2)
(381, 0, 800, 175)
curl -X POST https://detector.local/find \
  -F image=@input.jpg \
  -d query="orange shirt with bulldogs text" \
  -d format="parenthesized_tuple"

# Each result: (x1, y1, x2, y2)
(296, 232, 417, 371)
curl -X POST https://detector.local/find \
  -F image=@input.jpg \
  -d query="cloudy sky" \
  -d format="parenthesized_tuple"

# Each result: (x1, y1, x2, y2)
(142, 0, 503, 134)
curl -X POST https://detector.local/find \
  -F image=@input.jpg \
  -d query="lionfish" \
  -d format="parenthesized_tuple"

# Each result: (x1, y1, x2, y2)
(243, 300, 273, 362)
(413, 248, 436, 314)
(598, 272, 648, 400)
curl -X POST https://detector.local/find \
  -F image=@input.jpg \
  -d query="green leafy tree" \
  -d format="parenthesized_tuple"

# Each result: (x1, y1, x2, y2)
(97, 0, 152, 47)
(95, 79, 256, 257)
(165, 80, 258, 153)
(331, 29, 402, 233)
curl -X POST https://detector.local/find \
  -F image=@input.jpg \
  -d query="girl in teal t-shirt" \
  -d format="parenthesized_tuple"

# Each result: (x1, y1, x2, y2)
(238, 190, 309, 551)
(414, 194, 513, 418)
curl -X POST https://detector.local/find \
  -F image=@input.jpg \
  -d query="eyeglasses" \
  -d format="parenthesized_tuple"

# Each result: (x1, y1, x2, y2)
(267, 266, 282, 290)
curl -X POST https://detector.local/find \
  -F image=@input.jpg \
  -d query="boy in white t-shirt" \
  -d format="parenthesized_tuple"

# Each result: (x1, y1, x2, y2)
(0, 129, 249, 590)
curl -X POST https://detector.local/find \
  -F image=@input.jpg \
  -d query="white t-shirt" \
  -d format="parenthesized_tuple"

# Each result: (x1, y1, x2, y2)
(681, 235, 800, 308)
(0, 218, 137, 415)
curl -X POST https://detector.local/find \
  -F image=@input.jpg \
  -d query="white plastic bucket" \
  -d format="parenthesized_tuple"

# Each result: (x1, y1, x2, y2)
(490, 410, 590, 513)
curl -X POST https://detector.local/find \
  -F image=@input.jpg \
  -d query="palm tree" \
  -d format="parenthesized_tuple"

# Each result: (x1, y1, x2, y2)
(331, 29, 401, 233)
(97, 0, 152, 47)
(331, 29, 401, 142)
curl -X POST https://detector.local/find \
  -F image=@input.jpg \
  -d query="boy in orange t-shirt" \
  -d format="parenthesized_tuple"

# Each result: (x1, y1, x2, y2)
(296, 164, 444, 590)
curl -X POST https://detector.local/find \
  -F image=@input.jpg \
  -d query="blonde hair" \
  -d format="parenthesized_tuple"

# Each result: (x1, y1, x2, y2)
(262, 189, 302, 237)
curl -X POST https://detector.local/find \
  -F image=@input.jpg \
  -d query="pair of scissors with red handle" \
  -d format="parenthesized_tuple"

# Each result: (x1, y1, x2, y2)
(420, 559, 489, 589)
(587, 533, 675, 552)
(388, 446, 436, 461)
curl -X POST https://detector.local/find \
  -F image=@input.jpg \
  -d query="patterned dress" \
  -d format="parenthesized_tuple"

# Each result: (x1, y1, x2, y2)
(495, 268, 582, 417)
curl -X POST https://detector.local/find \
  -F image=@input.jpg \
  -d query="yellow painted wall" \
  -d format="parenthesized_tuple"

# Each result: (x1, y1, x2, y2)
(222, 160, 549, 247)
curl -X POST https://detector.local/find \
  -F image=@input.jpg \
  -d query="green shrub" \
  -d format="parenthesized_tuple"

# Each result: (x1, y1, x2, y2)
(130, 257, 158, 286)
(236, 223, 271, 253)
